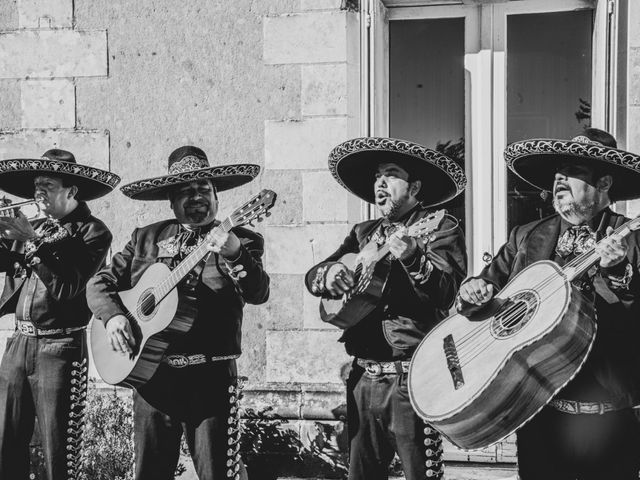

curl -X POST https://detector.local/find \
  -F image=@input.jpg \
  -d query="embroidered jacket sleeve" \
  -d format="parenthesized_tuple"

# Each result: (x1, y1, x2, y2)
(399, 216, 467, 310)
(304, 225, 360, 297)
(27, 219, 112, 302)
(218, 228, 270, 305)
(592, 231, 640, 327)
(86, 228, 137, 324)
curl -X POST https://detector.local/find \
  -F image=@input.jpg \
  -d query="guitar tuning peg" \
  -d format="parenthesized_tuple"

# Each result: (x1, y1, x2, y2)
(257, 216, 264, 222)
(265, 212, 271, 217)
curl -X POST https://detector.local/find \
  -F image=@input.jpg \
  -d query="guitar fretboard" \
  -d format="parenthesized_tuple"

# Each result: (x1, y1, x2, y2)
(154, 217, 233, 301)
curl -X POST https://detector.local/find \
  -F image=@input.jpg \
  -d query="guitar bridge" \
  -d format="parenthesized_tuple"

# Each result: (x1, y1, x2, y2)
(443, 334, 465, 389)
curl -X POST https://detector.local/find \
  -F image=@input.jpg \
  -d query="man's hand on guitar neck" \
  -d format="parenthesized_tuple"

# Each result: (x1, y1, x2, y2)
(596, 226, 628, 269)
(458, 278, 495, 306)
(388, 233, 418, 262)
(326, 263, 355, 296)
(207, 229, 242, 260)
(106, 314, 136, 355)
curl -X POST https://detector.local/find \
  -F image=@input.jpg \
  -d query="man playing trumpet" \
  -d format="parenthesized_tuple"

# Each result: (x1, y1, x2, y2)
(0, 149, 120, 480)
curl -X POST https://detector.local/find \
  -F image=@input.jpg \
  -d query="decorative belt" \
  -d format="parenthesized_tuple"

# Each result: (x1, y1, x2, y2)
(549, 398, 621, 415)
(15, 320, 85, 337)
(356, 358, 410, 376)
(163, 353, 240, 368)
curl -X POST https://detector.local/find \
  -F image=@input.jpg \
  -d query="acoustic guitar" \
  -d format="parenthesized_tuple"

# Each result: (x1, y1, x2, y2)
(91, 189, 277, 389)
(320, 210, 445, 329)
(408, 216, 640, 450)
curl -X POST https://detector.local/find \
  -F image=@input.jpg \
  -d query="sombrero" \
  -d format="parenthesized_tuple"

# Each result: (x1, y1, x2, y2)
(505, 133, 640, 201)
(328, 137, 466, 206)
(0, 149, 121, 201)
(120, 146, 260, 200)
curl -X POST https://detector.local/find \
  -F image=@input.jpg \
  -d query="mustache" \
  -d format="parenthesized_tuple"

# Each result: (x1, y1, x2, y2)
(184, 200, 209, 208)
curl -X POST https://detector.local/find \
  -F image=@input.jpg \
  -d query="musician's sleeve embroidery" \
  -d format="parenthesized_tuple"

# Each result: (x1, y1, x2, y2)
(604, 263, 633, 291)
(404, 252, 433, 285)
(24, 219, 70, 255)
(222, 261, 247, 282)
(311, 264, 330, 295)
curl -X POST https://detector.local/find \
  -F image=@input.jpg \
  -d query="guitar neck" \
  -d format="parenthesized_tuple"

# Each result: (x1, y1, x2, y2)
(562, 220, 636, 281)
(154, 217, 234, 301)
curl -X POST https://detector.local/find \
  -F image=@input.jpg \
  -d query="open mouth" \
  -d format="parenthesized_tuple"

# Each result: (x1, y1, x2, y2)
(375, 190, 390, 204)
(554, 184, 570, 196)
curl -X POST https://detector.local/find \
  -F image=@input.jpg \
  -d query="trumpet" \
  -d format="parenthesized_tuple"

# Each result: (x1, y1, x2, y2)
(0, 198, 43, 219)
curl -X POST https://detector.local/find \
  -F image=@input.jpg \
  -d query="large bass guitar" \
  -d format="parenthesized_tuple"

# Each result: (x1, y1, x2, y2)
(320, 210, 445, 329)
(408, 216, 640, 450)
(91, 189, 276, 389)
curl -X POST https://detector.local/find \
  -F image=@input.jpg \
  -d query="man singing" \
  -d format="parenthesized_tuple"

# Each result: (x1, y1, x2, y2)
(305, 137, 467, 480)
(458, 128, 640, 480)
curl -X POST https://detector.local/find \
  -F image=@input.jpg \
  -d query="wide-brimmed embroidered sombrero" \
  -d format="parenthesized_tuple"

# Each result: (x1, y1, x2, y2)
(328, 137, 466, 206)
(0, 149, 121, 201)
(505, 131, 640, 201)
(120, 146, 260, 200)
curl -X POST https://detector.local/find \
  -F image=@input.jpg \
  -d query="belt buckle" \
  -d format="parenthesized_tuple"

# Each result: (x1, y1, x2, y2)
(364, 361, 382, 376)
(19, 322, 36, 336)
(166, 355, 189, 368)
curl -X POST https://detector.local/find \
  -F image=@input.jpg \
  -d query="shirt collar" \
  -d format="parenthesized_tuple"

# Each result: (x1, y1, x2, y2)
(559, 207, 610, 235)
(57, 201, 91, 225)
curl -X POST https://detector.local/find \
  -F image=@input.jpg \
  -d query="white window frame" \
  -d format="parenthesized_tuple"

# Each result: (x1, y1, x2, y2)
(364, 0, 614, 273)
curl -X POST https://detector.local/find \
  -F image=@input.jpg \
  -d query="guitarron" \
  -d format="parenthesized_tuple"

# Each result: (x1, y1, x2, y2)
(320, 210, 445, 329)
(408, 216, 640, 450)
(91, 189, 276, 389)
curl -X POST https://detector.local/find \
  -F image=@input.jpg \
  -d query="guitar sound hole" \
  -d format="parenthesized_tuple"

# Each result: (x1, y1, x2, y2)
(138, 290, 157, 318)
(490, 290, 539, 338)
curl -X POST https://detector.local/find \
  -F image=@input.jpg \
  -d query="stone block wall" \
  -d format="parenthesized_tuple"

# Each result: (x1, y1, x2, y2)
(260, 2, 361, 394)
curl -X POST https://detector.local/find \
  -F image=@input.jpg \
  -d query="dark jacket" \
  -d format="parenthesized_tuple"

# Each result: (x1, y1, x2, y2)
(305, 206, 467, 361)
(0, 201, 112, 330)
(459, 209, 640, 406)
(86, 219, 270, 356)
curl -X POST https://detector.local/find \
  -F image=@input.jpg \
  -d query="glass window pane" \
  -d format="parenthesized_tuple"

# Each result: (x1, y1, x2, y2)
(389, 18, 466, 227)
(506, 10, 593, 231)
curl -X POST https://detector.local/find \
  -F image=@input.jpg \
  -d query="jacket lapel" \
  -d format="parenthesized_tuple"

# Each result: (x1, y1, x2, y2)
(525, 216, 562, 265)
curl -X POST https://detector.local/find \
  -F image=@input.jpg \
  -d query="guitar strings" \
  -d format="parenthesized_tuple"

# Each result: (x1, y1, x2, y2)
(450, 222, 631, 367)
(136, 217, 233, 316)
(457, 224, 621, 347)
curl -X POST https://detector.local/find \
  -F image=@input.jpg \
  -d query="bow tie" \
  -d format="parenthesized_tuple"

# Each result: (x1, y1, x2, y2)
(373, 222, 404, 246)
(555, 224, 596, 258)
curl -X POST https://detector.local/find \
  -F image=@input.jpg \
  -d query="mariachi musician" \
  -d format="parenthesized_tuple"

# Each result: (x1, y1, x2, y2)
(457, 128, 640, 480)
(87, 146, 269, 480)
(305, 138, 467, 480)
(0, 149, 120, 479)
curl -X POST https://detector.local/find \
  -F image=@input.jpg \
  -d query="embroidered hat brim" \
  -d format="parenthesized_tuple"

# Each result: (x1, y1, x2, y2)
(120, 164, 260, 200)
(505, 138, 640, 201)
(329, 137, 466, 206)
(0, 158, 121, 201)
